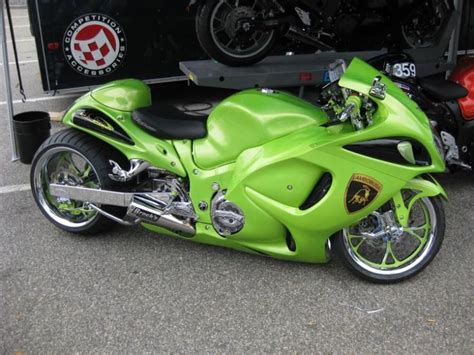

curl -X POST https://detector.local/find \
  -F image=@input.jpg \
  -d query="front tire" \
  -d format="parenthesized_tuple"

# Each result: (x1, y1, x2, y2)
(30, 129, 127, 235)
(334, 193, 445, 283)
(196, 0, 278, 66)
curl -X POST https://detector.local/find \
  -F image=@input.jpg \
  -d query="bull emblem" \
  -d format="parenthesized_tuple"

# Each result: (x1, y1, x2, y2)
(348, 185, 371, 206)
(345, 174, 382, 214)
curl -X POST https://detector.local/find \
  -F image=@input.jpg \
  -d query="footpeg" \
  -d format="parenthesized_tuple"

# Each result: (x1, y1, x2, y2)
(447, 159, 472, 170)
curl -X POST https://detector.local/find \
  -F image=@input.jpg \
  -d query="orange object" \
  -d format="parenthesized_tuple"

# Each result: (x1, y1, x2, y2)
(450, 56, 474, 120)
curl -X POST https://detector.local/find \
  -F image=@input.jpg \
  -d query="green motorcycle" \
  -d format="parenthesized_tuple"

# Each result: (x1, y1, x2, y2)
(31, 58, 447, 283)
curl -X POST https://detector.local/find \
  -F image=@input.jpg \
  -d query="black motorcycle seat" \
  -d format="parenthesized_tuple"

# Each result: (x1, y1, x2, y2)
(132, 104, 208, 140)
(419, 76, 468, 102)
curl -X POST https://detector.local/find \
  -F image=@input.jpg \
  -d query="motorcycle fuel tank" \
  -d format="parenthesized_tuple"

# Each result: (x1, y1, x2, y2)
(450, 56, 474, 120)
(193, 89, 329, 169)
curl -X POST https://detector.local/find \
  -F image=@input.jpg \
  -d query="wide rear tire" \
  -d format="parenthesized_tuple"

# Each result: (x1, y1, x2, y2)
(30, 129, 127, 235)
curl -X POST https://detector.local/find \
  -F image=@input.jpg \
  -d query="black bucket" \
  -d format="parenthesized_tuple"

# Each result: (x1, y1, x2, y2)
(13, 111, 51, 164)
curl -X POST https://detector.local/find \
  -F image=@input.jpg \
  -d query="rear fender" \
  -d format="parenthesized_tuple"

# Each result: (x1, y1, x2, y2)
(62, 95, 187, 176)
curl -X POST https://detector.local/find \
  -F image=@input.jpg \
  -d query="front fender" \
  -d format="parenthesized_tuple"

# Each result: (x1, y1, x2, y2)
(393, 175, 447, 227)
(404, 175, 448, 200)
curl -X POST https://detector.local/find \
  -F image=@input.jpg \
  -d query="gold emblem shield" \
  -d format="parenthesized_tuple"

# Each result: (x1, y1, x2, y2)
(345, 174, 383, 214)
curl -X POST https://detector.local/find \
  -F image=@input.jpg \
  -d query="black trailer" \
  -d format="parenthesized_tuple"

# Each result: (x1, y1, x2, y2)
(28, 0, 207, 93)
(26, 0, 474, 94)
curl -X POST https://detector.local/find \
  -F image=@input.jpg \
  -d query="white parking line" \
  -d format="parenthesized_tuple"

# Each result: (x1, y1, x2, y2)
(7, 38, 35, 43)
(6, 25, 31, 29)
(0, 94, 79, 106)
(0, 59, 39, 65)
(0, 184, 30, 194)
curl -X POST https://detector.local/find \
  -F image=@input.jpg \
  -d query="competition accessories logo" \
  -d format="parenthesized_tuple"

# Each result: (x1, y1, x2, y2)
(64, 14, 126, 77)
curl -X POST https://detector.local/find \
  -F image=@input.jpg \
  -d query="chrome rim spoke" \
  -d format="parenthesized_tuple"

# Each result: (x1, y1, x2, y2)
(353, 238, 365, 252)
(381, 242, 399, 267)
(404, 224, 428, 243)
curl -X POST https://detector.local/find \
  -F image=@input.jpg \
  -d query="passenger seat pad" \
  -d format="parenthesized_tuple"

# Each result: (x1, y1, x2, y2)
(132, 104, 208, 140)
(419, 77, 468, 102)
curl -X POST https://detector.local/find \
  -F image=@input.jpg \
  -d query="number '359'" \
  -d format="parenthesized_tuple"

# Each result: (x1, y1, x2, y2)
(393, 63, 417, 78)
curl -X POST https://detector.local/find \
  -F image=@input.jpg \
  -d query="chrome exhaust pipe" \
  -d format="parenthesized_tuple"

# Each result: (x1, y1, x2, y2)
(127, 199, 195, 236)
(49, 184, 196, 236)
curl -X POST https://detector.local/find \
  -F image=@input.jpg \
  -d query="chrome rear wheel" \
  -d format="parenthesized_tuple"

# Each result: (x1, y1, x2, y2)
(32, 146, 100, 229)
(30, 129, 125, 234)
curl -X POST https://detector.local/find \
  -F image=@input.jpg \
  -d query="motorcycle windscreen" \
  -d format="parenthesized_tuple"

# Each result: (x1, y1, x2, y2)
(339, 58, 404, 97)
(339, 57, 429, 128)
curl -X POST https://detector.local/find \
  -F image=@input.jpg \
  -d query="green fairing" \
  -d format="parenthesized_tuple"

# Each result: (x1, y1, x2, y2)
(62, 58, 446, 264)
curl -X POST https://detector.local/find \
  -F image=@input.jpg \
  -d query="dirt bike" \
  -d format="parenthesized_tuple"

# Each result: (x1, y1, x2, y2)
(30, 58, 447, 283)
(367, 53, 474, 171)
(195, 0, 453, 66)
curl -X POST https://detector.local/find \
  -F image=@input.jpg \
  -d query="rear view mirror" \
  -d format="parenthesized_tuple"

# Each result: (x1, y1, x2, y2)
(370, 76, 386, 100)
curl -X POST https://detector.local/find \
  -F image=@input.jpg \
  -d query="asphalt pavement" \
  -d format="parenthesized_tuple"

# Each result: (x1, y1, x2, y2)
(1, 8, 473, 354)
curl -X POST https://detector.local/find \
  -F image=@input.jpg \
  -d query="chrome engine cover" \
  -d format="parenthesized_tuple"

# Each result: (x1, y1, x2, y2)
(211, 191, 245, 236)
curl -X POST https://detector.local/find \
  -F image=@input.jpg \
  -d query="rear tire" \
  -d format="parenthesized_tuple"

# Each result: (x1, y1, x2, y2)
(196, 0, 278, 66)
(401, 0, 452, 49)
(30, 129, 127, 235)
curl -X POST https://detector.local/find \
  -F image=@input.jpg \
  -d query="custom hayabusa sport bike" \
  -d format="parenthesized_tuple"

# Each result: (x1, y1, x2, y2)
(195, 0, 453, 66)
(368, 53, 474, 171)
(31, 59, 447, 283)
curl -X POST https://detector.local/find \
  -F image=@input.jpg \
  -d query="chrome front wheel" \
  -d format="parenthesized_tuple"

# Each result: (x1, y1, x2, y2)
(335, 190, 445, 283)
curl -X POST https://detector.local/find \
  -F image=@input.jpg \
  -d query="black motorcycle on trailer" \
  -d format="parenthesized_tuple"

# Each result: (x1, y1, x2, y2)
(195, 0, 454, 67)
